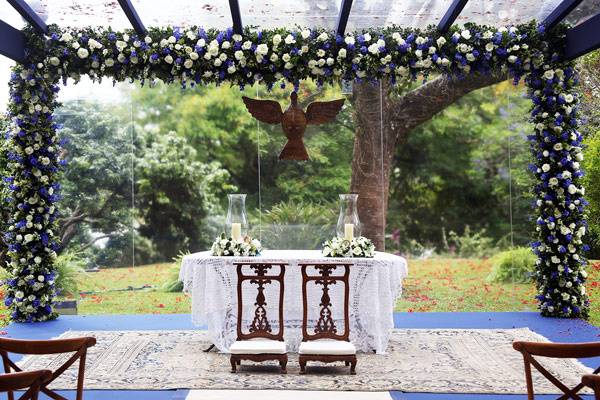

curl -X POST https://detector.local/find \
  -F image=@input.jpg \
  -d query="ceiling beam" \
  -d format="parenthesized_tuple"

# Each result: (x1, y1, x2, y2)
(0, 19, 26, 63)
(228, 0, 243, 35)
(116, 0, 146, 36)
(336, 0, 354, 37)
(6, 0, 47, 34)
(565, 10, 600, 60)
(542, 0, 584, 31)
(438, 0, 468, 33)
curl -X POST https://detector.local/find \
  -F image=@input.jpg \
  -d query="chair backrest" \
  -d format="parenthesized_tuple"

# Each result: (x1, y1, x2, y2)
(300, 262, 351, 342)
(0, 336, 96, 400)
(513, 341, 600, 400)
(0, 370, 52, 399)
(235, 262, 286, 341)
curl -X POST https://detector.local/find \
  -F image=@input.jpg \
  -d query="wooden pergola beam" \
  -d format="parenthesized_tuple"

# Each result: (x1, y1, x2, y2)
(116, 0, 146, 36)
(336, 0, 354, 37)
(228, 0, 243, 35)
(542, 0, 584, 30)
(0, 19, 26, 63)
(565, 11, 600, 60)
(438, 0, 468, 33)
(6, 0, 47, 34)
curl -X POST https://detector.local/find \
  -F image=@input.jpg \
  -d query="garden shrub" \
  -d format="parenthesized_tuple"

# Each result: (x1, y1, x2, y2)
(487, 247, 536, 283)
(447, 226, 496, 258)
(55, 252, 86, 297)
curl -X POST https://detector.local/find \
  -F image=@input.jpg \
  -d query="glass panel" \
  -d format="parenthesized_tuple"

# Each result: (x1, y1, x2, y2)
(240, 0, 339, 30)
(0, 1, 26, 29)
(132, 0, 231, 30)
(55, 79, 135, 277)
(460, 0, 562, 26)
(564, 0, 600, 26)
(255, 81, 355, 250)
(43, 0, 132, 30)
(347, 0, 453, 31)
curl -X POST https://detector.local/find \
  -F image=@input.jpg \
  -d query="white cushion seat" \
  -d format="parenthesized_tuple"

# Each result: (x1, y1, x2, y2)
(298, 339, 356, 355)
(229, 339, 287, 355)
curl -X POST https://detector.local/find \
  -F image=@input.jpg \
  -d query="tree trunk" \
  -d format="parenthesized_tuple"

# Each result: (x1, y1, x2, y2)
(350, 73, 506, 250)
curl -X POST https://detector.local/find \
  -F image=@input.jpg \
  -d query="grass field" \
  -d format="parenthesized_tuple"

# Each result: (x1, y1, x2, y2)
(67, 258, 600, 326)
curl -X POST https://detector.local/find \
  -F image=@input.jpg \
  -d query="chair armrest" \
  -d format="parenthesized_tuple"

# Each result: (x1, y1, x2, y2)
(0, 370, 52, 391)
(513, 341, 600, 359)
(0, 337, 96, 355)
(583, 374, 600, 388)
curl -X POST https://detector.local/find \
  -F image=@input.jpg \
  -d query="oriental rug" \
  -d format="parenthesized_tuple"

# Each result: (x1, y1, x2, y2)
(18, 328, 592, 394)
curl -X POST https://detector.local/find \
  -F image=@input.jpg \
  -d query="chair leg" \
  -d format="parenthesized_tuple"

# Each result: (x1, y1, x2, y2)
(230, 357, 237, 373)
(76, 351, 87, 400)
(280, 356, 288, 374)
(345, 361, 350, 366)
(299, 359, 307, 374)
(350, 359, 357, 375)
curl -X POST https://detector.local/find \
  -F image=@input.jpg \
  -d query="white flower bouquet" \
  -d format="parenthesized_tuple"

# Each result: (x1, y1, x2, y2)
(322, 236, 375, 258)
(211, 233, 262, 256)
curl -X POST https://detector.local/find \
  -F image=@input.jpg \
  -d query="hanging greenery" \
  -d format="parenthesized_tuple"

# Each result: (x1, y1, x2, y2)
(1, 21, 588, 321)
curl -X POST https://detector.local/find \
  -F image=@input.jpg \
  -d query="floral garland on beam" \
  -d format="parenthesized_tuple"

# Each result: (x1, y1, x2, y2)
(0, 22, 588, 320)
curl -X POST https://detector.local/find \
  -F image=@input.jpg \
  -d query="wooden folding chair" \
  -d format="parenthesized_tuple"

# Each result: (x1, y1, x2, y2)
(513, 341, 600, 400)
(0, 370, 52, 400)
(298, 262, 357, 374)
(0, 336, 96, 400)
(583, 375, 600, 399)
(230, 262, 288, 373)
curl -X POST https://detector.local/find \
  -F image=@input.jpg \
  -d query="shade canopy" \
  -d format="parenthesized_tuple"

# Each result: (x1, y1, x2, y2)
(0, 0, 598, 32)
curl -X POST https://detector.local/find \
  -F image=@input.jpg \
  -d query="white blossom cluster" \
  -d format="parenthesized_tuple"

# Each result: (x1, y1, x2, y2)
(322, 236, 375, 258)
(210, 233, 262, 257)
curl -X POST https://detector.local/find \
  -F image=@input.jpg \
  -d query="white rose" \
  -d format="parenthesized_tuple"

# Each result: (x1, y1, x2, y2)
(318, 32, 328, 41)
(272, 34, 282, 45)
(105, 58, 115, 67)
(164, 55, 173, 64)
(541, 164, 550, 172)
(256, 44, 269, 55)
(227, 65, 236, 74)
(544, 70, 555, 80)
(284, 34, 295, 44)
(145, 36, 152, 44)
(60, 32, 72, 42)
(338, 48, 347, 58)
(184, 59, 193, 69)
(436, 36, 446, 47)
(508, 55, 517, 63)
(49, 57, 60, 66)
(301, 29, 311, 39)
(282, 53, 291, 62)
(363, 33, 371, 42)
(190, 52, 199, 60)
(564, 94, 574, 103)
(77, 48, 89, 59)
(270, 53, 279, 62)
(461, 30, 471, 40)
(344, 36, 355, 45)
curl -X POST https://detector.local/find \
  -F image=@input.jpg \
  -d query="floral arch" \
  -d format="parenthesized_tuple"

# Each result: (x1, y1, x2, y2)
(2, 21, 588, 322)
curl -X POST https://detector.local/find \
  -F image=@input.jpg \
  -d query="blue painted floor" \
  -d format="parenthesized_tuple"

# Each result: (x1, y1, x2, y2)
(2, 312, 598, 400)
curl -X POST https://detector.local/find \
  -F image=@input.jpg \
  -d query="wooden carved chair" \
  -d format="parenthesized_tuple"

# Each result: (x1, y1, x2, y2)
(298, 262, 356, 374)
(583, 375, 600, 399)
(0, 336, 96, 400)
(513, 341, 600, 400)
(0, 370, 52, 400)
(230, 262, 288, 373)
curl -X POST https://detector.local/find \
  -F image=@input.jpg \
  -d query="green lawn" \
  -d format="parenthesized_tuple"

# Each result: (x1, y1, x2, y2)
(64, 258, 600, 326)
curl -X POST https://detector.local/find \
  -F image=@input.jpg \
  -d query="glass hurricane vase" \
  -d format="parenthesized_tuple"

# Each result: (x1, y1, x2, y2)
(226, 194, 248, 241)
(336, 193, 361, 241)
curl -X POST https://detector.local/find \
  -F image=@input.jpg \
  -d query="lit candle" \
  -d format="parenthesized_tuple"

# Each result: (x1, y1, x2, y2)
(344, 223, 354, 240)
(231, 223, 242, 241)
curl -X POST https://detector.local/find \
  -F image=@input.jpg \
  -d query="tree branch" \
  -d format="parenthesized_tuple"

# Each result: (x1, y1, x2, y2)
(77, 234, 115, 252)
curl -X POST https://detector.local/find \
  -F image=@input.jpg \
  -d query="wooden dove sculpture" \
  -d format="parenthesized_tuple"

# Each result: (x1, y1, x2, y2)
(241, 92, 345, 160)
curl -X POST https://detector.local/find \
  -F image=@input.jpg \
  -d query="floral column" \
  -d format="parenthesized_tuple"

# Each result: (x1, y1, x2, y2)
(2, 63, 62, 322)
(527, 59, 590, 318)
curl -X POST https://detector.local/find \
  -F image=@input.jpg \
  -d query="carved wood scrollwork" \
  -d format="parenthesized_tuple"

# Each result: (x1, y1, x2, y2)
(300, 263, 351, 342)
(234, 262, 286, 341)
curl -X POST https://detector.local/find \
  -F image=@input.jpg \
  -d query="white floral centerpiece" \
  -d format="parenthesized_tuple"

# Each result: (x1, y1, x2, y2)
(322, 236, 375, 258)
(211, 233, 262, 256)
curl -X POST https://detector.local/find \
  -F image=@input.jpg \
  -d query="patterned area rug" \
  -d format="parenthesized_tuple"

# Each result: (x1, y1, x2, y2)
(18, 328, 592, 394)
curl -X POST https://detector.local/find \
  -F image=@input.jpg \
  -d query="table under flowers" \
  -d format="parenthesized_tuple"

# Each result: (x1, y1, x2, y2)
(179, 250, 408, 354)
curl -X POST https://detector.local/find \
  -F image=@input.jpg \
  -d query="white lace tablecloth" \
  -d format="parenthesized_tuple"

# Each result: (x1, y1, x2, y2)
(179, 250, 408, 354)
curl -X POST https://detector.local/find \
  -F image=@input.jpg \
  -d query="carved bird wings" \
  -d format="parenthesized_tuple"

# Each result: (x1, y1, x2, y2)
(305, 99, 345, 124)
(241, 96, 345, 125)
(241, 97, 283, 124)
